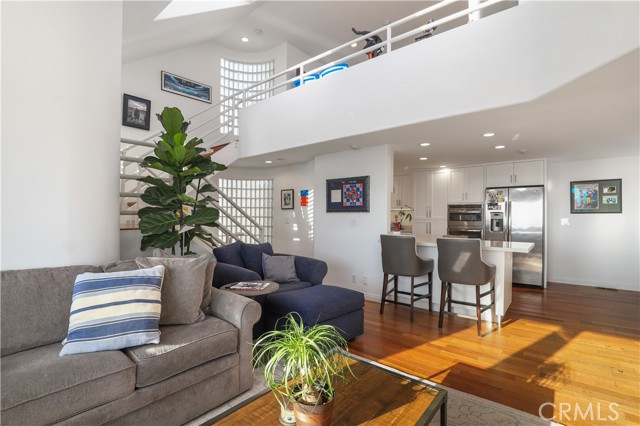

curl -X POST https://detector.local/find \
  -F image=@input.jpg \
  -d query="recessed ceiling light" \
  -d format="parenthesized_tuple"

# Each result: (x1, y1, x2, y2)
(419, 142, 430, 147)
(241, 37, 249, 43)
(419, 157, 428, 161)
(483, 132, 496, 137)
(351, 43, 358, 48)
(440, 165, 447, 168)
(264, 160, 272, 164)
(494, 145, 506, 149)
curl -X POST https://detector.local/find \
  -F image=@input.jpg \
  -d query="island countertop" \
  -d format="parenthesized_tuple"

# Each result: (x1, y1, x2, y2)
(412, 235, 534, 253)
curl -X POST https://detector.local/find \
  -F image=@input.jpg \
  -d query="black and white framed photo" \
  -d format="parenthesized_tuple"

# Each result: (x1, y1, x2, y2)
(326, 176, 370, 213)
(281, 189, 294, 210)
(122, 94, 151, 130)
(161, 71, 212, 103)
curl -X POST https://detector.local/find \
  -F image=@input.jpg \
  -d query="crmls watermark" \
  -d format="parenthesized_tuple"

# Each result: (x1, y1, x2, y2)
(539, 402, 620, 422)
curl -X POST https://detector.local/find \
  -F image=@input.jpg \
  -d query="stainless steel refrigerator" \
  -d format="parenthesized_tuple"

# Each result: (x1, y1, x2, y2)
(484, 186, 545, 287)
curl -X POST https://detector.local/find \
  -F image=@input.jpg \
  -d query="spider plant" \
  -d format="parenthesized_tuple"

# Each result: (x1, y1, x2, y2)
(253, 313, 352, 411)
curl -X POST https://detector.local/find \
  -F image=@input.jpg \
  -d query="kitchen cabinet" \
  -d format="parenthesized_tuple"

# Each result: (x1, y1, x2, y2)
(449, 166, 484, 203)
(391, 175, 412, 207)
(412, 170, 449, 236)
(485, 160, 544, 187)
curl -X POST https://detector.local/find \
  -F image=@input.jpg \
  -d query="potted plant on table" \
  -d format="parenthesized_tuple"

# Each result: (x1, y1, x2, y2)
(253, 313, 352, 426)
(393, 205, 413, 231)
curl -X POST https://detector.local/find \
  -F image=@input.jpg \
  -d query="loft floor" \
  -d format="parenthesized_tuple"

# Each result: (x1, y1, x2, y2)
(348, 283, 640, 426)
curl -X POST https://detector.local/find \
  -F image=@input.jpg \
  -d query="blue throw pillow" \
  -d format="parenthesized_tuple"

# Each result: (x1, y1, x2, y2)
(60, 266, 165, 356)
(242, 242, 274, 277)
(212, 241, 245, 268)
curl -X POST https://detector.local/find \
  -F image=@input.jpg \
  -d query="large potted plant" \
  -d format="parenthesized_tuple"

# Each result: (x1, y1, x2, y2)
(137, 107, 226, 255)
(253, 313, 352, 426)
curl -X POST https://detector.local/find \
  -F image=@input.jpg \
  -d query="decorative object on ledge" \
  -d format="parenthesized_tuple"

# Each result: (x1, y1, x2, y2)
(326, 176, 369, 213)
(570, 179, 622, 214)
(122, 94, 151, 130)
(161, 71, 212, 103)
(281, 189, 294, 210)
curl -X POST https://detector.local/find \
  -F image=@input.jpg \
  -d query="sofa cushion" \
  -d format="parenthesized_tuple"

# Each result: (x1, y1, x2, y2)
(241, 242, 274, 277)
(124, 315, 238, 388)
(265, 285, 365, 323)
(101, 259, 139, 273)
(152, 249, 217, 314)
(136, 255, 209, 325)
(1, 343, 135, 426)
(1, 265, 103, 357)
(273, 281, 313, 293)
(262, 253, 299, 283)
(212, 241, 244, 268)
(60, 266, 165, 356)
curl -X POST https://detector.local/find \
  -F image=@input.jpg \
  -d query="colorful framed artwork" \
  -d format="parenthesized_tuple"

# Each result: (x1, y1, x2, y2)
(570, 179, 622, 214)
(122, 94, 151, 130)
(281, 189, 294, 210)
(161, 71, 212, 103)
(326, 176, 370, 213)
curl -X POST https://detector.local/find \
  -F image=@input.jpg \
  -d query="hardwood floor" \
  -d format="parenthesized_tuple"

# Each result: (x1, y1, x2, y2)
(348, 283, 640, 426)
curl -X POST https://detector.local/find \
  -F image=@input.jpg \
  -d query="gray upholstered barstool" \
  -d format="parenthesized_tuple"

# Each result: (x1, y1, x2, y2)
(380, 234, 434, 321)
(436, 238, 496, 336)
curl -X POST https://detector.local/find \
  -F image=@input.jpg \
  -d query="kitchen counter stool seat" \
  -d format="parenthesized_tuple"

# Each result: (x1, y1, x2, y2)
(380, 234, 434, 321)
(436, 238, 496, 336)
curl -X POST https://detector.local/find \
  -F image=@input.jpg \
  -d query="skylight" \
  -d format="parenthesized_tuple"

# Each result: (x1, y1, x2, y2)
(155, 0, 251, 21)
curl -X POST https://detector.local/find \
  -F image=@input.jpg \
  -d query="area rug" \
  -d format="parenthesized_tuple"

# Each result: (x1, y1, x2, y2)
(187, 354, 563, 426)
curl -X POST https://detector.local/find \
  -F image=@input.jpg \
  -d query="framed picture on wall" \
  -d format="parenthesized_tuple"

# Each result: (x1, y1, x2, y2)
(326, 176, 370, 213)
(161, 71, 212, 103)
(122, 94, 151, 130)
(281, 189, 294, 210)
(570, 179, 622, 214)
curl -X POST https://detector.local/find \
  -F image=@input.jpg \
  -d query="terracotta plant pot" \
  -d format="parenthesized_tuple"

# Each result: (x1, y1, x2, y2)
(293, 398, 334, 426)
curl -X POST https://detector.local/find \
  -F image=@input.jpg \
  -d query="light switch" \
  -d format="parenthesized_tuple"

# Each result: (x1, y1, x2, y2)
(561, 218, 570, 226)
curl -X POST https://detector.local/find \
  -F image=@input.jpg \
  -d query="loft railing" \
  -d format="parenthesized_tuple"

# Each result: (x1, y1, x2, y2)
(119, 0, 510, 247)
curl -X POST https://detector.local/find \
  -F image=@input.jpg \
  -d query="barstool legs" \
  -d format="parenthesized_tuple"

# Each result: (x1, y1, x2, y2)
(438, 281, 448, 329)
(380, 273, 389, 315)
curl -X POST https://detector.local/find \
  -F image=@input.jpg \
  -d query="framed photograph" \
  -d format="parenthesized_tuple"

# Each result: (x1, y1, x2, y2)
(281, 189, 294, 210)
(570, 179, 622, 214)
(161, 71, 212, 103)
(326, 176, 370, 213)
(122, 94, 151, 130)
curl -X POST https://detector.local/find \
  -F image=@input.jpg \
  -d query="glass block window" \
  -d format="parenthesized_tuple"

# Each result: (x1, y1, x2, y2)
(217, 178, 273, 244)
(220, 58, 275, 135)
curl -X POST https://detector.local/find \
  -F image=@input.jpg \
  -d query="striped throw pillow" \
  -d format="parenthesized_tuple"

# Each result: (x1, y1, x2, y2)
(60, 266, 165, 356)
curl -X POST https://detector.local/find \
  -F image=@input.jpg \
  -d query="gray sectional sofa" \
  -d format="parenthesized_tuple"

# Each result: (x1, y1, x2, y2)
(1, 263, 261, 426)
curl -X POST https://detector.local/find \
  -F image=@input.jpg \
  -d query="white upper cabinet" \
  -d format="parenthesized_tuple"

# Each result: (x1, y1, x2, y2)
(430, 170, 449, 221)
(449, 166, 485, 203)
(391, 175, 412, 207)
(486, 160, 544, 187)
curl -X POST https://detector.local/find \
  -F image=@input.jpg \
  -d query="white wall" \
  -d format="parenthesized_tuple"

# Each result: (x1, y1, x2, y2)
(314, 145, 391, 299)
(214, 162, 315, 256)
(547, 156, 639, 291)
(1, 1, 122, 269)
(240, 1, 639, 157)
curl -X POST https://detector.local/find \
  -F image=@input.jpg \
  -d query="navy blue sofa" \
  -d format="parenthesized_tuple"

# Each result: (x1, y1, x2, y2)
(212, 241, 364, 340)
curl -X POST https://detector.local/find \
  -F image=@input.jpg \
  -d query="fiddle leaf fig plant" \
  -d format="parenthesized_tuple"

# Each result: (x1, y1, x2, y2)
(137, 107, 226, 255)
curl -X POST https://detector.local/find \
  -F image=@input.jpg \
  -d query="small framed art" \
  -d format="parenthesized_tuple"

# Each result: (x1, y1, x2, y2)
(122, 94, 151, 130)
(161, 71, 212, 103)
(570, 179, 622, 214)
(326, 176, 370, 213)
(281, 189, 294, 210)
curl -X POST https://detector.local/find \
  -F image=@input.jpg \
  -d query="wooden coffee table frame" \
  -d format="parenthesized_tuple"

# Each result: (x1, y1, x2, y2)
(206, 354, 447, 426)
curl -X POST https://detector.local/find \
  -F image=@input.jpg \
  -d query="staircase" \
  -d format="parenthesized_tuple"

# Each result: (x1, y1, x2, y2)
(119, 0, 518, 250)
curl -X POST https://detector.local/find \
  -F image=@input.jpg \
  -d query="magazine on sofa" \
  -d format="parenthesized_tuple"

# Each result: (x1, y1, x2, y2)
(228, 281, 270, 291)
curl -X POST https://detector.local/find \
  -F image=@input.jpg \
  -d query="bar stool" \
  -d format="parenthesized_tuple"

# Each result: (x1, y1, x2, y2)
(436, 238, 496, 336)
(380, 234, 434, 321)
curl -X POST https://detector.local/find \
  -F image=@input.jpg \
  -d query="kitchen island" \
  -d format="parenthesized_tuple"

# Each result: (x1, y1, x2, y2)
(411, 235, 534, 323)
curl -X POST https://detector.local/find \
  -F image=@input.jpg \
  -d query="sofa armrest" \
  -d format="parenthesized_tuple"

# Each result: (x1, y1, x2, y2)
(209, 287, 261, 392)
(277, 254, 328, 285)
(213, 262, 261, 288)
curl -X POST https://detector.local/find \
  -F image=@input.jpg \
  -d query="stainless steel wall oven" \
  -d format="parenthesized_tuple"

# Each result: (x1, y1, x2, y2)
(447, 204, 483, 238)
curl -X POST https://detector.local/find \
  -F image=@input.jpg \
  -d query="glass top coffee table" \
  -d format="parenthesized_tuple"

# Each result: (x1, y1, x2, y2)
(207, 354, 447, 425)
